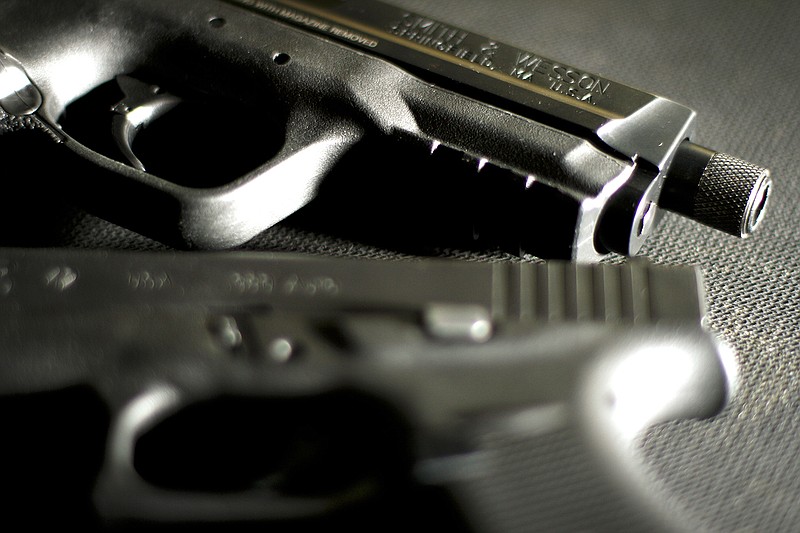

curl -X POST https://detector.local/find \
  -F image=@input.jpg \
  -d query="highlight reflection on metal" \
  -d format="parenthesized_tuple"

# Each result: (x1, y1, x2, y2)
(0, 51, 41, 115)
(606, 342, 716, 441)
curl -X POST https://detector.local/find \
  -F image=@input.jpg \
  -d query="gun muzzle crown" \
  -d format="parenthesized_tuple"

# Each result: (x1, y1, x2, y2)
(661, 141, 772, 238)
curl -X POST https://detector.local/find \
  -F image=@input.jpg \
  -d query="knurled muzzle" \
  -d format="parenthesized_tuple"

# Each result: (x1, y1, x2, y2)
(660, 141, 772, 238)
(693, 152, 771, 237)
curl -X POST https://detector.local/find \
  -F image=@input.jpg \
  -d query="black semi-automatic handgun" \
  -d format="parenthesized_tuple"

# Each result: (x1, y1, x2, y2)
(0, 248, 734, 531)
(0, 0, 771, 259)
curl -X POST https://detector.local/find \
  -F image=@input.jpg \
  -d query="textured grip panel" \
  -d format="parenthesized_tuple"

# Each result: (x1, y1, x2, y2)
(0, 111, 61, 142)
(693, 153, 771, 237)
(0, 111, 39, 134)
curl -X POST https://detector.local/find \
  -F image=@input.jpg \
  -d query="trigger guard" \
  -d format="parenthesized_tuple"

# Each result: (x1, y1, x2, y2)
(176, 114, 364, 249)
(60, 99, 363, 249)
(93, 385, 336, 524)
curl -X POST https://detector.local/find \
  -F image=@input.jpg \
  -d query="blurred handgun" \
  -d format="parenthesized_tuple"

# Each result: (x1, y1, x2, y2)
(0, 247, 734, 531)
(0, 0, 771, 259)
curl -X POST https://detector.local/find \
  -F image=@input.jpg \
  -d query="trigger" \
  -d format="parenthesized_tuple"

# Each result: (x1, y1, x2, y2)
(111, 75, 181, 172)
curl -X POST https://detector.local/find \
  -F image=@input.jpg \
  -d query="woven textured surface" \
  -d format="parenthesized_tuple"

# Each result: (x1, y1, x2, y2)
(5, 0, 798, 530)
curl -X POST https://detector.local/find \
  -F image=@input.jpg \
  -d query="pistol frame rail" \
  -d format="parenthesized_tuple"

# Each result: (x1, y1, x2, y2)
(0, 0, 771, 259)
(0, 247, 734, 531)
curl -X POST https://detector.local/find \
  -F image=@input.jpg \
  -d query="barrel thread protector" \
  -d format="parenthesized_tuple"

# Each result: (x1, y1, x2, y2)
(693, 153, 771, 238)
